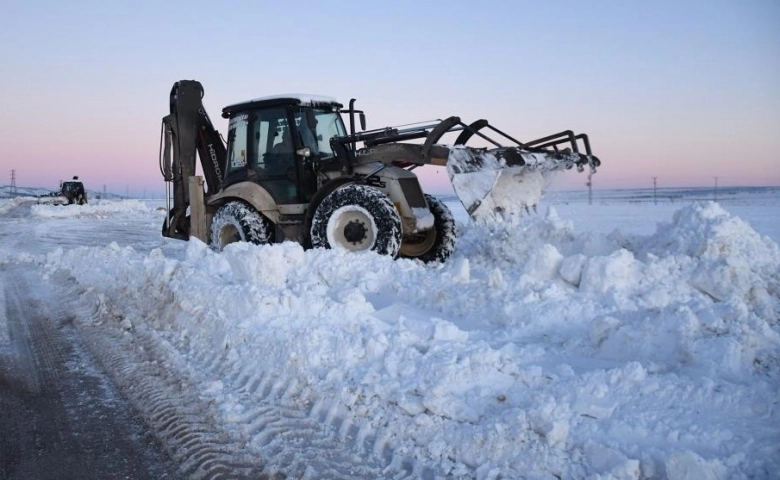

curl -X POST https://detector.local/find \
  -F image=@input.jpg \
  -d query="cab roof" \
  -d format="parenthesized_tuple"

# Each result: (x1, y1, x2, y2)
(222, 94, 342, 118)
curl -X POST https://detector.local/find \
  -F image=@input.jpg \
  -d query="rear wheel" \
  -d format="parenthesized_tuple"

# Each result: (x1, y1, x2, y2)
(310, 184, 402, 257)
(399, 194, 456, 263)
(209, 201, 273, 251)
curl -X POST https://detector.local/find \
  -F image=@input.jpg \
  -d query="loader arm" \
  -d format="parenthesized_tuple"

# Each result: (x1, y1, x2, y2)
(159, 80, 226, 239)
(339, 116, 601, 221)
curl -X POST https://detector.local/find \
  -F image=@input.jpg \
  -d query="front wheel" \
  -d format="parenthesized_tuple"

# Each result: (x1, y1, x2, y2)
(209, 201, 273, 251)
(310, 184, 402, 257)
(399, 194, 456, 263)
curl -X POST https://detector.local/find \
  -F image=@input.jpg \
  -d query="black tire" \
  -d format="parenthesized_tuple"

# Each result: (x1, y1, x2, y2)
(310, 184, 402, 257)
(209, 201, 273, 251)
(399, 194, 457, 263)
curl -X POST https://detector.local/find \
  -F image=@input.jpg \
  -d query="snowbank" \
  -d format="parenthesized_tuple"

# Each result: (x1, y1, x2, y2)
(0, 197, 38, 215)
(32, 199, 779, 478)
(31, 199, 158, 218)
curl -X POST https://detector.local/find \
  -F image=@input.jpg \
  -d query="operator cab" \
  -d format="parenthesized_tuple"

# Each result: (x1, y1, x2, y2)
(221, 95, 346, 204)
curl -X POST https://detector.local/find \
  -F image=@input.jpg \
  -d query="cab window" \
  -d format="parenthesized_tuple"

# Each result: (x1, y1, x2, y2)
(226, 113, 249, 175)
(251, 107, 298, 203)
(253, 107, 294, 176)
(293, 108, 346, 162)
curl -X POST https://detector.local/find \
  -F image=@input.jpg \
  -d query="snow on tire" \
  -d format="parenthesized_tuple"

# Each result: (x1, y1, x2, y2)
(310, 184, 402, 257)
(399, 194, 457, 263)
(209, 201, 273, 251)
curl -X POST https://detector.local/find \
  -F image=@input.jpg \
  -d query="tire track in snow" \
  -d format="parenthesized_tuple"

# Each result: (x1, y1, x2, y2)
(0, 266, 180, 479)
(51, 274, 277, 479)
(164, 293, 436, 477)
(203, 352, 431, 479)
(46, 267, 434, 478)
(180, 339, 396, 478)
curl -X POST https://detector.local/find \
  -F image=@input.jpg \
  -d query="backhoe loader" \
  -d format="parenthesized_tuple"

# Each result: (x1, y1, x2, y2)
(159, 80, 600, 263)
(61, 176, 88, 205)
(39, 176, 88, 206)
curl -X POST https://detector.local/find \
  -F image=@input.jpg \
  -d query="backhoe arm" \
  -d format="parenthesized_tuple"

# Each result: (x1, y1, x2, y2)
(160, 80, 226, 239)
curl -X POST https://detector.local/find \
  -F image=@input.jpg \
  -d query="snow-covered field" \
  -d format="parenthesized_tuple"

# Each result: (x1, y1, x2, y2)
(1, 187, 778, 479)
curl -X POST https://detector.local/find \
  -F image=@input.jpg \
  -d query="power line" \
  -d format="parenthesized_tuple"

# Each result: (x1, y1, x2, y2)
(652, 176, 658, 205)
(714, 176, 719, 202)
(10, 169, 17, 196)
(586, 171, 593, 205)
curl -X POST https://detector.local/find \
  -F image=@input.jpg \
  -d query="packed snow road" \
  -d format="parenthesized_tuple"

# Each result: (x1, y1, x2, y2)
(0, 190, 779, 479)
(0, 264, 180, 480)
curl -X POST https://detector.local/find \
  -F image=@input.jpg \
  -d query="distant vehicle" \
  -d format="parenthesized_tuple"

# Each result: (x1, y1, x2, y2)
(60, 176, 88, 205)
(38, 176, 88, 206)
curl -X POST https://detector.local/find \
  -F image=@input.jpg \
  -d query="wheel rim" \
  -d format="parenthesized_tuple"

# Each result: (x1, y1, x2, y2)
(327, 206, 376, 251)
(399, 229, 437, 257)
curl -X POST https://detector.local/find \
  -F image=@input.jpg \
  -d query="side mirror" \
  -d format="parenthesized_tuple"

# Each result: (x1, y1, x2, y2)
(359, 113, 366, 131)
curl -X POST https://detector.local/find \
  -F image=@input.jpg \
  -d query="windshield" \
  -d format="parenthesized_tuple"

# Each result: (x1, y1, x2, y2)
(294, 108, 346, 162)
(62, 182, 83, 193)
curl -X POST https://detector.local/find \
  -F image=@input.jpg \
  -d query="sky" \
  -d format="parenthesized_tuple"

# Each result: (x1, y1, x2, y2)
(1, 0, 778, 197)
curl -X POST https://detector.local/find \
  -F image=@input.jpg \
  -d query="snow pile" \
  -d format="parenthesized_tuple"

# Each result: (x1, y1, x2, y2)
(0, 197, 37, 215)
(31, 199, 158, 218)
(629, 202, 780, 304)
(31, 200, 780, 478)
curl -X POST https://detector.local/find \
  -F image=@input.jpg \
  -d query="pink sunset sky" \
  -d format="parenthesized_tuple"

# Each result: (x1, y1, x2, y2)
(1, 1, 778, 198)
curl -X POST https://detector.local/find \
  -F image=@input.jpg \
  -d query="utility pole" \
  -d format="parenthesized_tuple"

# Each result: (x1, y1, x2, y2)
(714, 176, 719, 202)
(652, 177, 658, 205)
(586, 172, 593, 205)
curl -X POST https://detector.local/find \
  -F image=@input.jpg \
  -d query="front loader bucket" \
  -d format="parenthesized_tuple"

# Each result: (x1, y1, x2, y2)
(446, 146, 599, 222)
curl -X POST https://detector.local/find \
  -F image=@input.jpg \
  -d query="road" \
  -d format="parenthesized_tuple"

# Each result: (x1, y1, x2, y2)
(0, 201, 285, 479)
(0, 201, 180, 479)
(0, 265, 181, 479)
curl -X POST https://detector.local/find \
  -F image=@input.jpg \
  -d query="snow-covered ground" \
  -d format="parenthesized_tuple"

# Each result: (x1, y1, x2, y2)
(1, 187, 778, 479)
